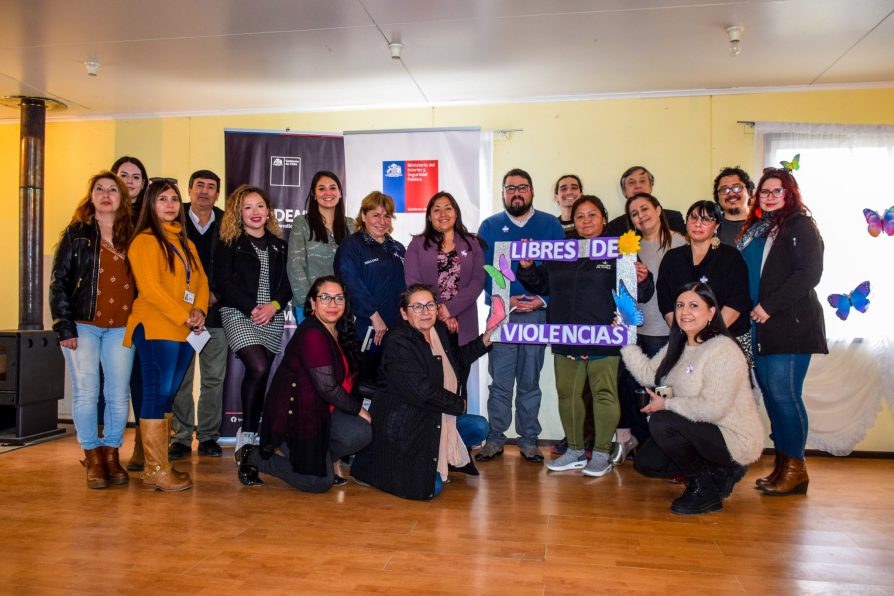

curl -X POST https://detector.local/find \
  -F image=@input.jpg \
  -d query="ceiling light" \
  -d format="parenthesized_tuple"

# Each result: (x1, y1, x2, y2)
(389, 42, 404, 60)
(726, 26, 744, 57)
(84, 60, 101, 76)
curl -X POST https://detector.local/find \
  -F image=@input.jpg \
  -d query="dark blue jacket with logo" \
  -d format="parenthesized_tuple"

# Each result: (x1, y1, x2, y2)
(334, 231, 406, 345)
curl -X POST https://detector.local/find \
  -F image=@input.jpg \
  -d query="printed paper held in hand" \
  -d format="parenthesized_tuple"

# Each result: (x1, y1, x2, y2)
(187, 329, 211, 353)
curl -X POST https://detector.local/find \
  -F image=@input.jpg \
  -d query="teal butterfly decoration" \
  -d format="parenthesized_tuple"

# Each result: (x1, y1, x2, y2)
(780, 153, 800, 171)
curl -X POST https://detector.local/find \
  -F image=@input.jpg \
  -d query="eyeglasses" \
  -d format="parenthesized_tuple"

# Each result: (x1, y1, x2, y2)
(316, 294, 345, 305)
(717, 184, 744, 195)
(758, 188, 786, 198)
(407, 301, 437, 314)
(503, 184, 531, 193)
(687, 214, 717, 225)
(149, 177, 178, 185)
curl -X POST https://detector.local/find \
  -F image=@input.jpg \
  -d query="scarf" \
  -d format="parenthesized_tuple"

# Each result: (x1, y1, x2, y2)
(736, 209, 779, 251)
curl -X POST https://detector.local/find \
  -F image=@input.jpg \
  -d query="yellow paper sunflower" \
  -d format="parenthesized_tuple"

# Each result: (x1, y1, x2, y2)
(617, 230, 641, 256)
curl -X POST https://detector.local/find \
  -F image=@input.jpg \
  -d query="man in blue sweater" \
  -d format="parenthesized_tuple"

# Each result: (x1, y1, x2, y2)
(476, 168, 564, 463)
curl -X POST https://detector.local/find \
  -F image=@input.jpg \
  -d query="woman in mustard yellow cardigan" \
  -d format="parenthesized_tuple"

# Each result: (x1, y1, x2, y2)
(126, 179, 209, 491)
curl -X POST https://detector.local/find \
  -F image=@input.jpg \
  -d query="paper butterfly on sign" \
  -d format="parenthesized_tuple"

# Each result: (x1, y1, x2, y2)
(484, 253, 516, 289)
(827, 281, 871, 321)
(780, 153, 800, 171)
(863, 207, 894, 237)
(612, 279, 644, 326)
(486, 295, 517, 330)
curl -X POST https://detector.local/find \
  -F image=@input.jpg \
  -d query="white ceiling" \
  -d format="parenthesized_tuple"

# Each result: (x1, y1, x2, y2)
(1, 0, 893, 121)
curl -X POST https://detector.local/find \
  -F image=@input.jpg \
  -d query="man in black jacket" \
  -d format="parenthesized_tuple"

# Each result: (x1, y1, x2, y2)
(169, 170, 227, 459)
(604, 166, 686, 236)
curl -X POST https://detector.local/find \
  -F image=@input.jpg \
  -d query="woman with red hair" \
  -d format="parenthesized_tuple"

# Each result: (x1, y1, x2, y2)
(736, 168, 827, 496)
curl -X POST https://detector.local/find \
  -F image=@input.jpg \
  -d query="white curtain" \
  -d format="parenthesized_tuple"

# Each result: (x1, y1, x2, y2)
(756, 122, 894, 454)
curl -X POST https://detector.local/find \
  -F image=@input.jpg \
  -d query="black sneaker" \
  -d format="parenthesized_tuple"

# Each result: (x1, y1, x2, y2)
(168, 442, 192, 461)
(198, 440, 223, 457)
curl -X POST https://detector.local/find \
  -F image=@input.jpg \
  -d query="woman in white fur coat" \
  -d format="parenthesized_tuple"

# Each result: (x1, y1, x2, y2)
(621, 282, 764, 515)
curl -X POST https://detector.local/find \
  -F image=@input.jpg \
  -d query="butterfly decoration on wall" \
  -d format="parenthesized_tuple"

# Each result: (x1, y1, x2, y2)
(863, 207, 894, 237)
(780, 153, 800, 171)
(486, 295, 516, 330)
(484, 253, 516, 289)
(827, 281, 871, 321)
(612, 279, 644, 326)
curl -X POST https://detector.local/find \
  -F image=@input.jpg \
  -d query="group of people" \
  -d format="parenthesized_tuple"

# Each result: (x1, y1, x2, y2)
(50, 158, 827, 514)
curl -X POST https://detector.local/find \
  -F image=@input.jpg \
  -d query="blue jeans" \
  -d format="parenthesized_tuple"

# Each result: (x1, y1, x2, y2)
(132, 325, 195, 420)
(456, 414, 489, 448)
(62, 324, 134, 449)
(486, 309, 547, 448)
(753, 352, 812, 459)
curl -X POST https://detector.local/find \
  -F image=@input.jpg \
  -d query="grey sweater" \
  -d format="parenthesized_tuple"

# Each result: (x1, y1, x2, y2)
(621, 335, 765, 465)
(286, 214, 355, 307)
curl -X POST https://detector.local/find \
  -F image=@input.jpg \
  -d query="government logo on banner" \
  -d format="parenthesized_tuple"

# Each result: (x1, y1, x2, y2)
(270, 156, 301, 187)
(382, 160, 438, 213)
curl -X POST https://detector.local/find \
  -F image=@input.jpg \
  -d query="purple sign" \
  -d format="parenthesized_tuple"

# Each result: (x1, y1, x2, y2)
(509, 239, 579, 261)
(506, 238, 620, 261)
(500, 323, 628, 346)
(589, 237, 619, 260)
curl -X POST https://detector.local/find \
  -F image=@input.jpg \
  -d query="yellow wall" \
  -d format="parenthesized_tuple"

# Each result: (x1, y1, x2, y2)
(2, 86, 893, 450)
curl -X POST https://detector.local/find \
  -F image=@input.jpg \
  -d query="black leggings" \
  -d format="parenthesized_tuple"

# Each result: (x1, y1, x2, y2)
(634, 410, 737, 478)
(237, 345, 275, 433)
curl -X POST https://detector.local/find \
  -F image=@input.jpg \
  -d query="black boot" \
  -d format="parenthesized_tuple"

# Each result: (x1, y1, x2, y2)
(237, 444, 264, 486)
(710, 464, 748, 499)
(671, 467, 723, 515)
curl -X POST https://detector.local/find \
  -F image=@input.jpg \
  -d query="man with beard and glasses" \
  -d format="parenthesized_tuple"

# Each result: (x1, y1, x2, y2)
(713, 166, 754, 246)
(475, 168, 564, 464)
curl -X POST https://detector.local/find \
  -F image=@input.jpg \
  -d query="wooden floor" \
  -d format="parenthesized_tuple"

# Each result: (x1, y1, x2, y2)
(2, 429, 894, 595)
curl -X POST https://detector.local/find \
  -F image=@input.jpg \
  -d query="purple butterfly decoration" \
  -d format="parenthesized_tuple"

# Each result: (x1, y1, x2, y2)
(827, 281, 871, 321)
(863, 207, 894, 237)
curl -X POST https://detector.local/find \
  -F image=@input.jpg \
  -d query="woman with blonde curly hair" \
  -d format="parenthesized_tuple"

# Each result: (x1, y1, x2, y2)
(214, 184, 292, 485)
(50, 171, 135, 488)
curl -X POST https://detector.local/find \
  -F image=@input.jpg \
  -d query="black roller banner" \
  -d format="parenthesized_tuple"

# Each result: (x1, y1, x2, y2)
(220, 130, 345, 440)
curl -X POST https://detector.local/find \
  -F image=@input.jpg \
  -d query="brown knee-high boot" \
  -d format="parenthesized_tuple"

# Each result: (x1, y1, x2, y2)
(140, 419, 192, 492)
(81, 448, 108, 489)
(126, 425, 145, 472)
(103, 446, 129, 485)
(754, 452, 783, 489)
(760, 456, 808, 496)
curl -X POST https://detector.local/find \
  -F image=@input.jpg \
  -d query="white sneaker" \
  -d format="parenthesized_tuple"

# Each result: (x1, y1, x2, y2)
(547, 449, 587, 471)
(582, 451, 613, 477)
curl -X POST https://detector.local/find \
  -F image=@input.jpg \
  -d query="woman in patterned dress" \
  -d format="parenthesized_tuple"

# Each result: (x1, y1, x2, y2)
(214, 184, 292, 485)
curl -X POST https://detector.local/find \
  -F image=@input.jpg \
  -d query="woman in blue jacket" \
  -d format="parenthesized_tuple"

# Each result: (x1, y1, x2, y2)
(334, 191, 406, 385)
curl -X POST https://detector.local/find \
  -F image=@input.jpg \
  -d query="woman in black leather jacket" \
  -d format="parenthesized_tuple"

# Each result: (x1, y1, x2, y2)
(50, 171, 135, 489)
(214, 184, 292, 485)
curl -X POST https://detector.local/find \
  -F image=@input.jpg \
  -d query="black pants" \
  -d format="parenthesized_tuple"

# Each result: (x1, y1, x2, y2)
(617, 334, 669, 443)
(251, 410, 372, 493)
(634, 410, 736, 478)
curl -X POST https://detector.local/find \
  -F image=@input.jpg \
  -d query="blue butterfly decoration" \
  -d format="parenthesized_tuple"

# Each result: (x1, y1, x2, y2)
(612, 279, 644, 326)
(827, 281, 871, 321)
